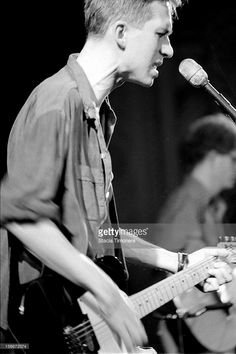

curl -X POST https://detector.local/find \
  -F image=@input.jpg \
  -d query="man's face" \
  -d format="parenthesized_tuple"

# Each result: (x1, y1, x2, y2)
(215, 150, 236, 190)
(120, 1, 173, 87)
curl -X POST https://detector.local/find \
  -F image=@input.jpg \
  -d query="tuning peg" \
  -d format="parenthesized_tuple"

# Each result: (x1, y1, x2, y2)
(218, 236, 236, 243)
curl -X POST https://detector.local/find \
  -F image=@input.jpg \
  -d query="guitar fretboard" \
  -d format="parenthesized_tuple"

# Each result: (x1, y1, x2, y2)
(130, 256, 216, 319)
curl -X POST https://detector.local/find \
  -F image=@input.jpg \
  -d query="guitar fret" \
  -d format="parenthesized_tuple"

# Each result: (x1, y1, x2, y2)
(156, 287, 166, 304)
(152, 289, 160, 310)
(189, 270, 201, 284)
(179, 275, 189, 291)
(146, 290, 156, 310)
(173, 278, 183, 294)
(143, 299, 150, 315)
(155, 288, 164, 306)
(134, 299, 146, 318)
(157, 286, 168, 303)
(169, 282, 178, 297)
(140, 301, 147, 317)
(151, 292, 160, 309)
(184, 274, 194, 288)
(150, 288, 160, 309)
(164, 283, 174, 299)
(139, 290, 156, 316)
(161, 285, 171, 302)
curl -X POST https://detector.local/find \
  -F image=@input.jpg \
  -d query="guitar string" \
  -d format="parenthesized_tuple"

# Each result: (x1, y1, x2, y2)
(66, 260, 210, 343)
(65, 321, 111, 347)
(133, 256, 215, 301)
(64, 319, 105, 339)
(65, 259, 214, 347)
(131, 257, 215, 313)
(65, 256, 224, 348)
(64, 310, 126, 346)
(70, 258, 215, 336)
(8, 326, 27, 354)
(65, 257, 236, 352)
(68, 249, 236, 348)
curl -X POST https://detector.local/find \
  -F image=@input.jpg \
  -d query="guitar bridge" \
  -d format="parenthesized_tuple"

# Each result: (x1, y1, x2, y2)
(63, 315, 100, 354)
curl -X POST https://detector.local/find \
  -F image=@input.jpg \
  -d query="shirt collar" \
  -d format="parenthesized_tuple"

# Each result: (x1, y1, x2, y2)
(66, 53, 115, 124)
(66, 54, 117, 145)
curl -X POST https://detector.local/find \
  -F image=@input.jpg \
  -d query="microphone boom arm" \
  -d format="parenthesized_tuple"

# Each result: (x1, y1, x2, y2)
(204, 81, 236, 123)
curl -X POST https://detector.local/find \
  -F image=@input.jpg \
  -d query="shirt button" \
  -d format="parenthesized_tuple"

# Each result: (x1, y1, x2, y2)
(106, 191, 110, 199)
(101, 152, 106, 159)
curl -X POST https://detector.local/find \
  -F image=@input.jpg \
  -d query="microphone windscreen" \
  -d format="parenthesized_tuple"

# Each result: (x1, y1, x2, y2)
(179, 58, 208, 87)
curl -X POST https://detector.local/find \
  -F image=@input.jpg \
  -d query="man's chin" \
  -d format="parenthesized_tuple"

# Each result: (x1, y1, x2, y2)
(143, 80, 154, 88)
(138, 78, 155, 88)
(127, 76, 155, 87)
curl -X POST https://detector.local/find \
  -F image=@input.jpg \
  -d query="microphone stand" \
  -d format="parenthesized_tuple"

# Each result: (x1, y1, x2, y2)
(203, 81, 236, 123)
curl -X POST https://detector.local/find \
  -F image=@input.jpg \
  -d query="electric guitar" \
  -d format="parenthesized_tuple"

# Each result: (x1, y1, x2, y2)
(10, 238, 236, 354)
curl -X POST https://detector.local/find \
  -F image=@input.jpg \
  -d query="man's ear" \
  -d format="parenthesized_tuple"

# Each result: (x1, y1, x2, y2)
(114, 22, 128, 50)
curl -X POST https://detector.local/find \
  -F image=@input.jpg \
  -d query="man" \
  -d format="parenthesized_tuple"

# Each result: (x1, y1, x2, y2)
(158, 113, 236, 252)
(156, 113, 236, 353)
(0, 1, 233, 353)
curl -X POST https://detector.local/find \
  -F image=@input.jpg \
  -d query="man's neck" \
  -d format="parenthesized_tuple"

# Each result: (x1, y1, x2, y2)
(76, 38, 123, 107)
(191, 164, 219, 198)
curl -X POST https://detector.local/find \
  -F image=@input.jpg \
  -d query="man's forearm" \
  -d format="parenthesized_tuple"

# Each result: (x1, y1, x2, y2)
(6, 220, 116, 296)
(120, 229, 178, 273)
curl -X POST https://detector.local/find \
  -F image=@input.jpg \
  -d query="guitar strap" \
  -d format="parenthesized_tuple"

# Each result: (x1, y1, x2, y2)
(109, 189, 129, 281)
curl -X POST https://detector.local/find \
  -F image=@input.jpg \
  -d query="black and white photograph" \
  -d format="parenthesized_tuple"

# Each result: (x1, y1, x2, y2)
(1, 1, 236, 353)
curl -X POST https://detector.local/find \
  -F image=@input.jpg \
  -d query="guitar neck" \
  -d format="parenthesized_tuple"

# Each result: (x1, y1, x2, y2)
(130, 256, 216, 320)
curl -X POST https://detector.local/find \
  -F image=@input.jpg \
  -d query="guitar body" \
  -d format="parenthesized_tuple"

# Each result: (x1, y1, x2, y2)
(9, 256, 127, 354)
(9, 238, 236, 354)
(78, 292, 127, 353)
(11, 274, 85, 354)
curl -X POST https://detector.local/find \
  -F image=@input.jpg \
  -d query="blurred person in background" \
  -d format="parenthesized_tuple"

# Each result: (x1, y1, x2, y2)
(155, 113, 236, 354)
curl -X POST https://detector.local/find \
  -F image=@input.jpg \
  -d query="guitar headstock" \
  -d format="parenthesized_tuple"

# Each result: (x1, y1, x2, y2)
(217, 236, 236, 263)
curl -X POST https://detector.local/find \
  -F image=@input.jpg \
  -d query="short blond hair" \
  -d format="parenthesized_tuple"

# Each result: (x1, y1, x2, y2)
(84, 0, 183, 36)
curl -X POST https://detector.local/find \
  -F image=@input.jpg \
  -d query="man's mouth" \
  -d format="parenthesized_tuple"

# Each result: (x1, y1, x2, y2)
(154, 61, 163, 68)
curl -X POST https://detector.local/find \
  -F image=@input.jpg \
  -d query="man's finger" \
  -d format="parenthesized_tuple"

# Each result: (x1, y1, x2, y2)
(203, 277, 219, 292)
(208, 267, 233, 284)
(205, 247, 231, 258)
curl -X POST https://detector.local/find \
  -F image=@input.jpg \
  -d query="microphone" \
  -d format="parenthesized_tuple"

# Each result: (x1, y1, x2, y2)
(179, 58, 236, 122)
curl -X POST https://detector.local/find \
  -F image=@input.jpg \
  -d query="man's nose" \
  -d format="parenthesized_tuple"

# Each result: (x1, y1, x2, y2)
(161, 38, 174, 58)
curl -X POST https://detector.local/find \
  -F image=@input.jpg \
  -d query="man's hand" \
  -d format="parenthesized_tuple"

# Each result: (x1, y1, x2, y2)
(188, 248, 233, 292)
(93, 279, 148, 353)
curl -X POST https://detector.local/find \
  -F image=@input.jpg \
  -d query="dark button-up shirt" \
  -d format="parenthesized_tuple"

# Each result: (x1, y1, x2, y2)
(0, 54, 117, 328)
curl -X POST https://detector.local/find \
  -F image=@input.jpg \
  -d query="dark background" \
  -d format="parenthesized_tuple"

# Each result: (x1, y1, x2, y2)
(2, 0, 236, 225)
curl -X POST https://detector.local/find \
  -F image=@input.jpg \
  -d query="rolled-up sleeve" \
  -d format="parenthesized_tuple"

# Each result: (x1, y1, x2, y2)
(1, 109, 69, 225)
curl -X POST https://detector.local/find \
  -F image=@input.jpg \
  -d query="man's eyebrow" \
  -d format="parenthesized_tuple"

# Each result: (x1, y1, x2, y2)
(158, 28, 173, 35)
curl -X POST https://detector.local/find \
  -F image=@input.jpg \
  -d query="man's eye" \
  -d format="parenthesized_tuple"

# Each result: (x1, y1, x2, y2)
(156, 32, 166, 38)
